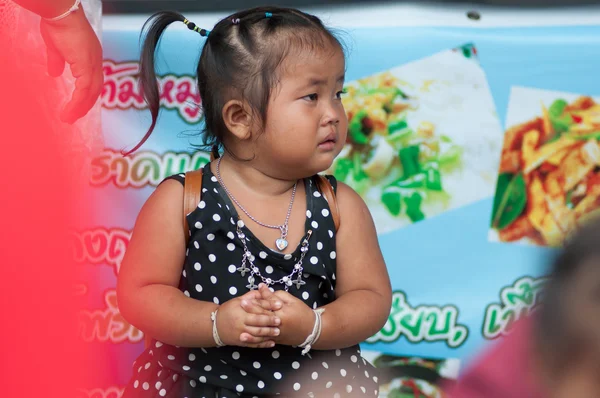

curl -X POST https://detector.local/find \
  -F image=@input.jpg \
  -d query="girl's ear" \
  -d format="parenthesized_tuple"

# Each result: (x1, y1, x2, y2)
(222, 99, 253, 141)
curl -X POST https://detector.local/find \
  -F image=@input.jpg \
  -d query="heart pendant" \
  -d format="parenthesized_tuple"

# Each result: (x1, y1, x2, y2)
(275, 238, 288, 251)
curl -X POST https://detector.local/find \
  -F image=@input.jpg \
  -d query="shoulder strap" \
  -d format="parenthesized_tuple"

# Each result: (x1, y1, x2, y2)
(144, 168, 203, 349)
(315, 175, 340, 232)
(183, 169, 204, 245)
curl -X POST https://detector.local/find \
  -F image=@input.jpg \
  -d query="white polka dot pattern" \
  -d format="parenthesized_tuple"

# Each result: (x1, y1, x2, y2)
(124, 171, 378, 396)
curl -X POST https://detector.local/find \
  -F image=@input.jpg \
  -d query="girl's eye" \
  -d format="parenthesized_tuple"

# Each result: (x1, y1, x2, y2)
(304, 93, 318, 101)
(336, 89, 347, 100)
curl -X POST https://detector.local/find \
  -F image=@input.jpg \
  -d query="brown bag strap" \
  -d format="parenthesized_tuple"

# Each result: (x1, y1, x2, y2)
(183, 169, 204, 245)
(144, 167, 204, 349)
(315, 175, 340, 232)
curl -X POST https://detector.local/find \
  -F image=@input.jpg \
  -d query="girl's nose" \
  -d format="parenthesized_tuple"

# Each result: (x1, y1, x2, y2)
(323, 106, 341, 126)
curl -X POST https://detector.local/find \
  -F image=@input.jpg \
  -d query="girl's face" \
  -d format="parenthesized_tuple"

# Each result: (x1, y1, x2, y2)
(254, 45, 348, 179)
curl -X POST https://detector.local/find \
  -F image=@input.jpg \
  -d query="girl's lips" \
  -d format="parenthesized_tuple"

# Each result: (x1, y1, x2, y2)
(318, 140, 336, 150)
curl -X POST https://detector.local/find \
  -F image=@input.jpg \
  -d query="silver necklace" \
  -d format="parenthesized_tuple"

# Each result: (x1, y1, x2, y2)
(216, 156, 298, 251)
(235, 219, 312, 291)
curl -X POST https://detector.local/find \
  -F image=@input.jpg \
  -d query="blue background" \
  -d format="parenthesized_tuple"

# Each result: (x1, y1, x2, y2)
(93, 24, 600, 388)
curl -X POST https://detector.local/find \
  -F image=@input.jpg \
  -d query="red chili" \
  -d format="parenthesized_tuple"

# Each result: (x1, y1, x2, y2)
(572, 114, 583, 123)
(401, 379, 433, 398)
(361, 116, 374, 135)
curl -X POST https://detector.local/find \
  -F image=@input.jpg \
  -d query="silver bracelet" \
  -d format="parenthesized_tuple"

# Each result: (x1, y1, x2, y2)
(299, 308, 325, 356)
(210, 310, 225, 347)
(44, 0, 82, 22)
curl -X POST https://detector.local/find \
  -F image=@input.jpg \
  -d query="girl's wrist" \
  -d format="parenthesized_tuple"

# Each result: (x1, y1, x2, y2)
(297, 308, 325, 355)
(208, 304, 223, 347)
(42, 0, 81, 22)
(298, 308, 317, 345)
(42, 6, 85, 28)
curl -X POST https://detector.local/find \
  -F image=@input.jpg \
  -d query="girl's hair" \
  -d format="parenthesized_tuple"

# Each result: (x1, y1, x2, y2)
(126, 6, 345, 156)
(535, 218, 600, 373)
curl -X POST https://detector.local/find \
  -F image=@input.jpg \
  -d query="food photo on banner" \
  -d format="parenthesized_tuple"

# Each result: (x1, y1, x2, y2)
(75, 2, 600, 397)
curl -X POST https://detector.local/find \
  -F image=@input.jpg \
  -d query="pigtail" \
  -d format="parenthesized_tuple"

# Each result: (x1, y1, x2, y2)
(210, 145, 220, 161)
(122, 11, 186, 156)
(123, 6, 345, 159)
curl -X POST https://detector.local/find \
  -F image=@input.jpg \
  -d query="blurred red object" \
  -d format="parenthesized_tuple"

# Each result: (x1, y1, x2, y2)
(0, 2, 99, 397)
(446, 317, 544, 398)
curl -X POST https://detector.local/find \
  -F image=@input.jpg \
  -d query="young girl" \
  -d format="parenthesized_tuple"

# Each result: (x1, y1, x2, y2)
(117, 6, 392, 397)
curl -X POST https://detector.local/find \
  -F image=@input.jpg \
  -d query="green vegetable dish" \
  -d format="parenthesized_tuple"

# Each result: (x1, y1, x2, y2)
(332, 71, 463, 224)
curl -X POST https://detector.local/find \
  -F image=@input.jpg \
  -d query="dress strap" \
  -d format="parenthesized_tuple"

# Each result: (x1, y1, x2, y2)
(315, 175, 340, 231)
(183, 169, 204, 245)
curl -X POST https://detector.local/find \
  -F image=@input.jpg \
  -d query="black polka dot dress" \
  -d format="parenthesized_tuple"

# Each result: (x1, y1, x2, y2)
(122, 163, 379, 397)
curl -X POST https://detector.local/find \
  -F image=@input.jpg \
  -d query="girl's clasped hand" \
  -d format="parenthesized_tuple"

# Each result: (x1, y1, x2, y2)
(213, 287, 282, 348)
(242, 284, 316, 347)
(213, 283, 316, 349)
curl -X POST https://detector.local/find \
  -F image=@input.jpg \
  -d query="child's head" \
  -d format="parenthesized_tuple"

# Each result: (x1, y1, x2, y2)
(134, 7, 348, 178)
(535, 218, 600, 396)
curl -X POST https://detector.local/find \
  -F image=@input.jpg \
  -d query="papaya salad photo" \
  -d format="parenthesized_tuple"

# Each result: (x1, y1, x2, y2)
(490, 87, 600, 247)
(330, 45, 503, 234)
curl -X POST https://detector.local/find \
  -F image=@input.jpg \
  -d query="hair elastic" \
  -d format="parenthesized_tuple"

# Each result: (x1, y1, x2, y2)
(232, 18, 240, 24)
(183, 18, 210, 37)
(265, 12, 273, 18)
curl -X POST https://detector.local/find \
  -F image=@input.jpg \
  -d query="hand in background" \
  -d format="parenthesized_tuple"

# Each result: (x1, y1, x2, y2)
(40, 7, 103, 124)
(241, 284, 314, 347)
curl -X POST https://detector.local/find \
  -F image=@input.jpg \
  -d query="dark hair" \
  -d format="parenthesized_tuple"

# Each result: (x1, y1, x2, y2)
(535, 218, 600, 373)
(125, 6, 345, 156)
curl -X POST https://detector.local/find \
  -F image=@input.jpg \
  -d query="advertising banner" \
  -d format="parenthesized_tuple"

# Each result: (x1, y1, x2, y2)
(79, 5, 600, 396)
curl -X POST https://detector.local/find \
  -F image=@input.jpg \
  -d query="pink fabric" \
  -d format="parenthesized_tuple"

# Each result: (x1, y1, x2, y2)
(447, 317, 545, 398)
